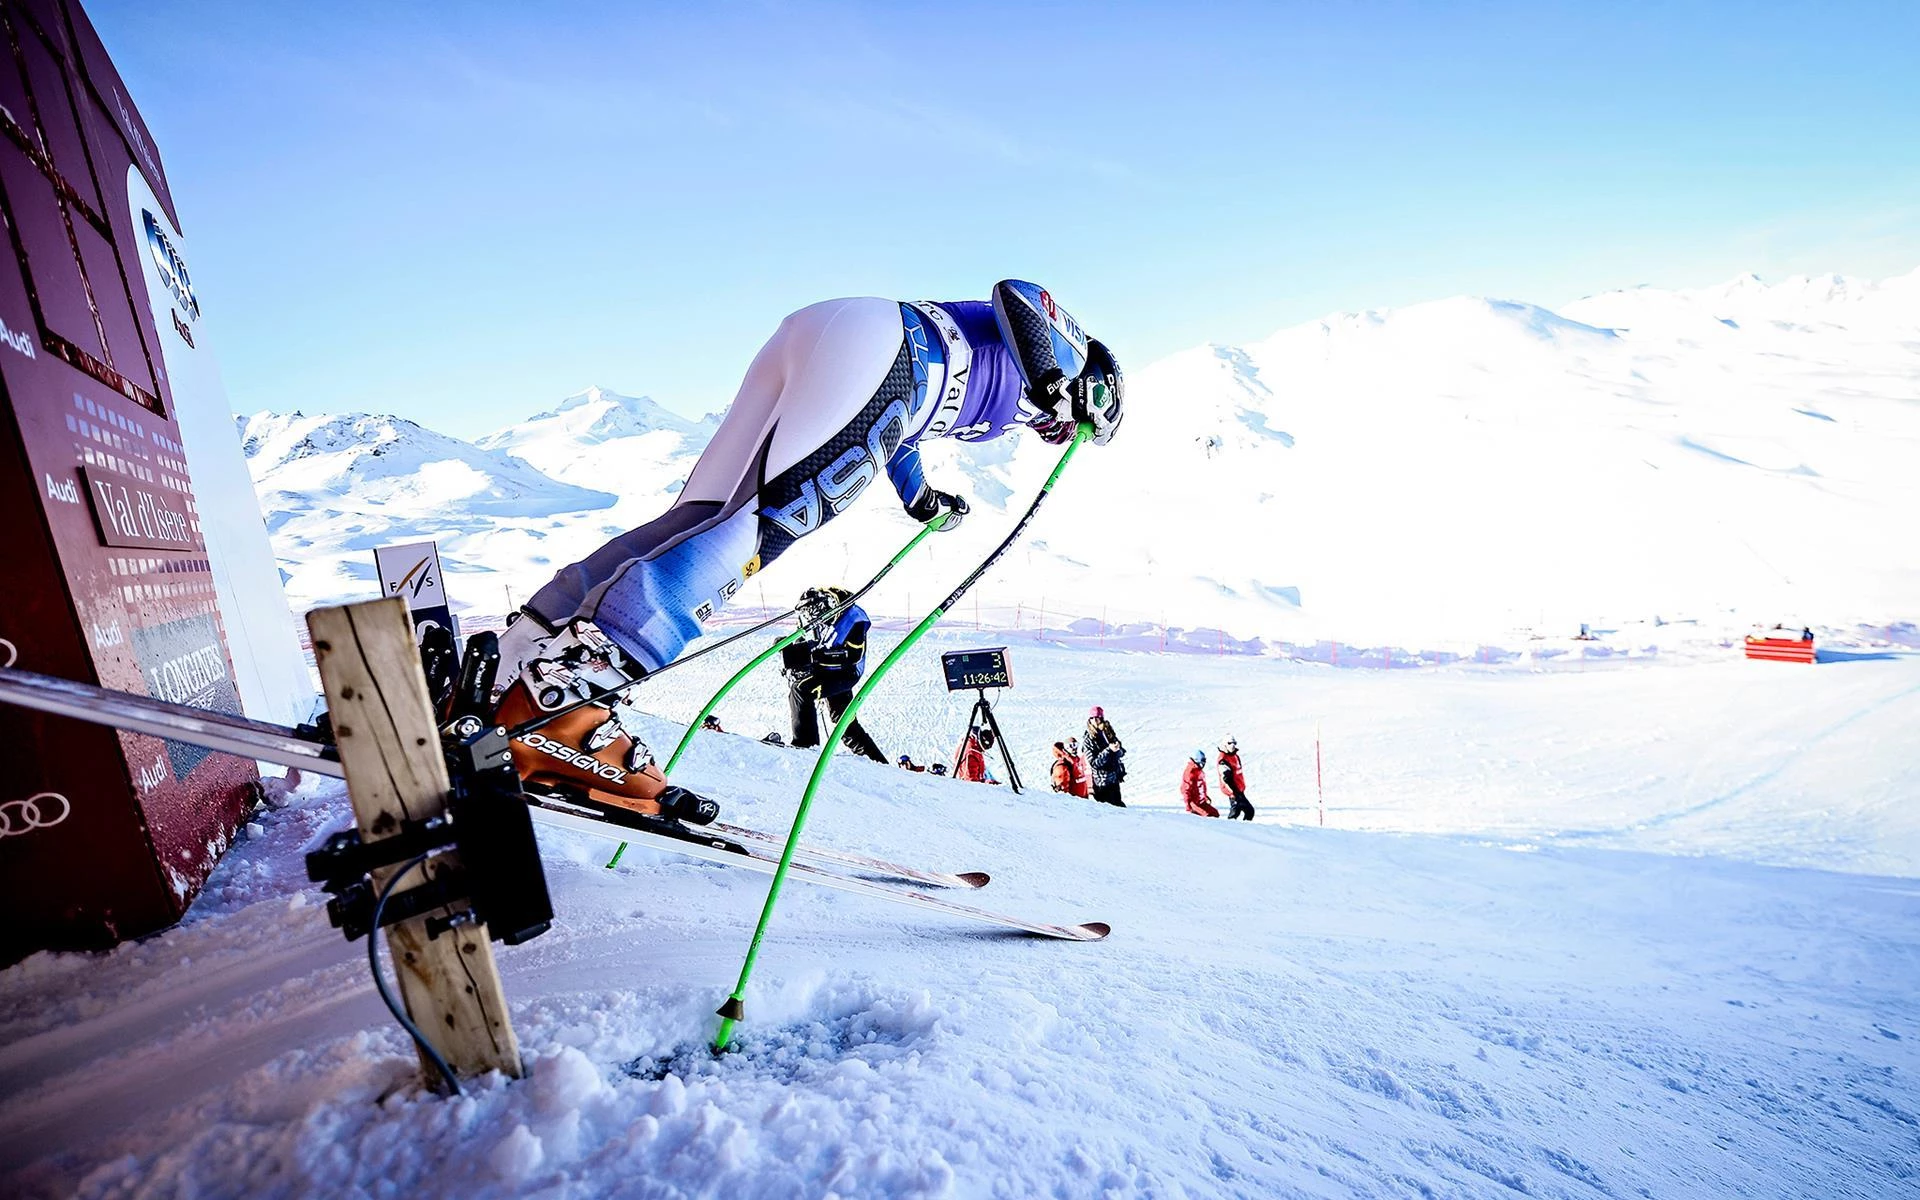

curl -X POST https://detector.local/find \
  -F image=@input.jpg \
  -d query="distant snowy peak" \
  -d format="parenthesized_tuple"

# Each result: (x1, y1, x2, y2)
(1262, 296, 1616, 361)
(240, 409, 616, 518)
(478, 386, 715, 452)
(241, 410, 479, 477)
(1564, 266, 1920, 334)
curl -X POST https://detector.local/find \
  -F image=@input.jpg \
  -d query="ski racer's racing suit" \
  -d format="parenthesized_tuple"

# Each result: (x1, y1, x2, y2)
(521, 281, 1118, 674)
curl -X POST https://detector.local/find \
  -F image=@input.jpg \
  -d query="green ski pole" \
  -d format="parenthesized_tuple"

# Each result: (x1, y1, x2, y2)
(713, 425, 1091, 1052)
(603, 517, 947, 869)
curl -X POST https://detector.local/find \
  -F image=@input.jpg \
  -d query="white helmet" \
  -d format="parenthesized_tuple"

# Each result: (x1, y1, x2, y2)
(1219, 735, 1237, 753)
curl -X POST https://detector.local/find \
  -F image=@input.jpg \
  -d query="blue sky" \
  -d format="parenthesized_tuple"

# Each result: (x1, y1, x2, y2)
(93, 0, 1920, 436)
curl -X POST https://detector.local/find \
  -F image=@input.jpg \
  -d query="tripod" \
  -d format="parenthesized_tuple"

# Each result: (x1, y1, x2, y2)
(953, 688, 1023, 794)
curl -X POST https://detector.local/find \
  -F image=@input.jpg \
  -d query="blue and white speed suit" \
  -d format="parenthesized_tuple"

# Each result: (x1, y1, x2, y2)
(527, 282, 1091, 672)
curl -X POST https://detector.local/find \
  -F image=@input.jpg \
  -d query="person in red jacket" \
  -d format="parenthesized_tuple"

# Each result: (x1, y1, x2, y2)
(1217, 735, 1253, 821)
(1067, 736, 1092, 799)
(1180, 748, 1220, 817)
(1049, 742, 1080, 794)
(955, 727, 990, 783)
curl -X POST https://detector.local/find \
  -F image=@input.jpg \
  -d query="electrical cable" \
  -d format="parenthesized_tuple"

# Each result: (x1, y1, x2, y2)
(369, 851, 463, 1097)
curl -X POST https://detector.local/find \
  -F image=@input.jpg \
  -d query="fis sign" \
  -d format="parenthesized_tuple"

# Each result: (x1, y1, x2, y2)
(373, 540, 459, 649)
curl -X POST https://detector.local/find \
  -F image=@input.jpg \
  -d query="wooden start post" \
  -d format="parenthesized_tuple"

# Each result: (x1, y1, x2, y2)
(308, 598, 523, 1085)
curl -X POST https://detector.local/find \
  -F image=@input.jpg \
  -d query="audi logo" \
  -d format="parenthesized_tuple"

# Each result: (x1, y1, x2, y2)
(142, 210, 199, 321)
(1, 792, 71, 839)
(0, 638, 14, 668)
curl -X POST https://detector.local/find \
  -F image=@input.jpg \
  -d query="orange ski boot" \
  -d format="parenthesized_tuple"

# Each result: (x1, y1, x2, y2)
(493, 677, 718, 826)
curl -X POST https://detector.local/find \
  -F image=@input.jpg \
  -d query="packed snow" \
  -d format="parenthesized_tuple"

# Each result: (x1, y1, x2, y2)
(2, 632, 1916, 1198)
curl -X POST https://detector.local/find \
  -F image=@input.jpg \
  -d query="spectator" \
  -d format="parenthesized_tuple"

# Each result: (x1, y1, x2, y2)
(701, 714, 725, 734)
(928, 762, 949, 777)
(1066, 737, 1092, 799)
(1049, 742, 1084, 794)
(897, 754, 925, 772)
(1181, 748, 1220, 817)
(1084, 705, 1127, 807)
(1217, 736, 1253, 821)
(784, 586, 885, 762)
(955, 728, 989, 783)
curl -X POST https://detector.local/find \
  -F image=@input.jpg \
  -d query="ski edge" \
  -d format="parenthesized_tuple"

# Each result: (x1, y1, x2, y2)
(709, 820, 989, 890)
(527, 801, 1107, 941)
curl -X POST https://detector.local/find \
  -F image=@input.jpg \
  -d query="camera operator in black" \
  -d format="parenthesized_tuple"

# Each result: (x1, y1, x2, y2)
(783, 586, 886, 762)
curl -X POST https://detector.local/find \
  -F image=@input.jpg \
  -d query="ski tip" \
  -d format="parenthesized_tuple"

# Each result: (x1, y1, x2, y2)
(957, 871, 992, 888)
(1077, 922, 1112, 940)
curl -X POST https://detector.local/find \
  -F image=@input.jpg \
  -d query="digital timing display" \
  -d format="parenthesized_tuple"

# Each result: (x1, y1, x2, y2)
(941, 647, 1012, 691)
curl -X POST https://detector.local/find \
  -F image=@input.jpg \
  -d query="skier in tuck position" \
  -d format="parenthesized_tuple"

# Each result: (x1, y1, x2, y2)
(490, 281, 1125, 823)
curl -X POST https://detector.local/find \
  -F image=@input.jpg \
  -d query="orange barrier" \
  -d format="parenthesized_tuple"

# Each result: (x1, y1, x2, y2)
(1745, 636, 1815, 664)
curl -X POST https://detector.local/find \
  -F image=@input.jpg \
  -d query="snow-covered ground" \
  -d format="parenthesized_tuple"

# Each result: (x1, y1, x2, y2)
(4, 638, 1917, 1198)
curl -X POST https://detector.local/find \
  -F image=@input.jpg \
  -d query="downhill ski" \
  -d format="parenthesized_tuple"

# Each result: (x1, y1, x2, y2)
(525, 791, 1106, 941)
(0, 666, 1027, 907)
(709, 821, 988, 890)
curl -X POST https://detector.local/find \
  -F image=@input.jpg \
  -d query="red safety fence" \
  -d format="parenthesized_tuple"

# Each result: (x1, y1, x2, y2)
(1744, 636, 1815, 664)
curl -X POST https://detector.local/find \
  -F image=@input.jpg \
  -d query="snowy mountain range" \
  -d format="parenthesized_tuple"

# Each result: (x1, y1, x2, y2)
(474, 386, 718, 489)
(241, 269, 1920, 646)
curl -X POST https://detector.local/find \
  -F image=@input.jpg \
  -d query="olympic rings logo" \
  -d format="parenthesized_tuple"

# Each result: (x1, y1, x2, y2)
(1, 792, 71, 838)
(0, 638, 15, 668)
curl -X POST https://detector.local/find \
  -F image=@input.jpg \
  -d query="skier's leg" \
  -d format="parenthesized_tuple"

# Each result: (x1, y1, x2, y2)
(525, 297, 914, 673)
(825, 691, 886, 762)
(788, 683, 822, 749)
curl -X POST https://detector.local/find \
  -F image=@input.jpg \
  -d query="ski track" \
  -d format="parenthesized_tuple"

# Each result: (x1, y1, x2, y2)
(3, 645, 1918, 1197)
